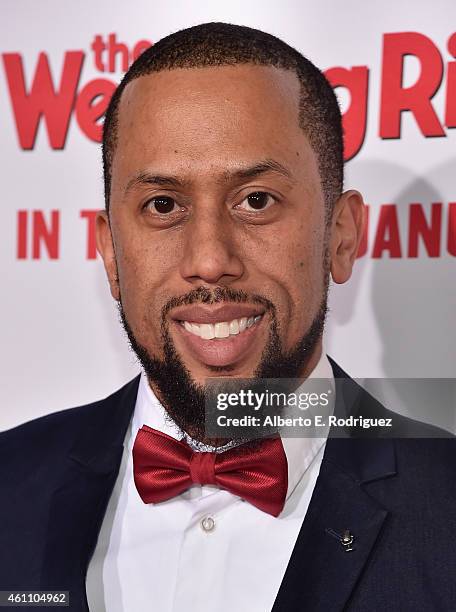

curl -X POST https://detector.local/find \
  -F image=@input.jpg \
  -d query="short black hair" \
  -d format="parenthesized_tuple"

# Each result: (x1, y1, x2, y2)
(102, 22, 343, 218)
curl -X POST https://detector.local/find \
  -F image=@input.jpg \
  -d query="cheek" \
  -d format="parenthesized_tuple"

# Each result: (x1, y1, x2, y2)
(115, 216, 179, 287)
(255, 220, 324, 284)
(245, 223, 325, 339)
(113, 228, 180, 335)
(283, 240, 325, 314)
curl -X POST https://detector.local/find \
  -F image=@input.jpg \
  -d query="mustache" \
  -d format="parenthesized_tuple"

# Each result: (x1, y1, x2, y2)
(161, 286, 276, 327)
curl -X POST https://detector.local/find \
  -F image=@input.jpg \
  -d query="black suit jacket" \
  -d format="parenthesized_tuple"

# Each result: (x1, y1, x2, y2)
(1, 359, 455, 611)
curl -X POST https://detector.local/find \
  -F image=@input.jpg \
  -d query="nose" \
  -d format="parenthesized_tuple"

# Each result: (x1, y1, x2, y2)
(179, 206, 244, 286)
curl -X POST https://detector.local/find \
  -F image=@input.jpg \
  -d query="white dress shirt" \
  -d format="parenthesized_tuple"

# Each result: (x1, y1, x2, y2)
(86, 352, 335, 612)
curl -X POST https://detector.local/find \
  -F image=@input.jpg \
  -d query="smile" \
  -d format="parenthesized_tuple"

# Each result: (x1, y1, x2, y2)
(179, 315, 263, 340)
(169, 303, 267, 368)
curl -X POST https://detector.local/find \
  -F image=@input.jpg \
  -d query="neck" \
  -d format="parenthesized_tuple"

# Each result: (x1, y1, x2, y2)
(147, 340, 325, 448)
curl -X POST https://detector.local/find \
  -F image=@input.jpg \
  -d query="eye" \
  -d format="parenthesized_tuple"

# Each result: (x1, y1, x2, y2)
(144, 196, 180, 215)
(236, 191, 276, 212)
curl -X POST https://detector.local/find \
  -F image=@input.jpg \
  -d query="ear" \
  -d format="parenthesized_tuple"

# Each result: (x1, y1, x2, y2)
(329, 190, 366, 284)
(96, 210, 120, 301)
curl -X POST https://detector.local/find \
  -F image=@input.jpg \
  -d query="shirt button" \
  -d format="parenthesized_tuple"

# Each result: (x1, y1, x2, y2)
(200, 515, 216, 533)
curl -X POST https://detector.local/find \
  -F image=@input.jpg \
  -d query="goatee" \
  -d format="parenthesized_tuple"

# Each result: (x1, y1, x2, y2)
(118, 284, 328, 446)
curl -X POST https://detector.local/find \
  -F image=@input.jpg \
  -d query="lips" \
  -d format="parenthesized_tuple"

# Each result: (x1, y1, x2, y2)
(182, 315, 262, 339)
(170, 303, 265, 324)
(169, 303, 267, 368)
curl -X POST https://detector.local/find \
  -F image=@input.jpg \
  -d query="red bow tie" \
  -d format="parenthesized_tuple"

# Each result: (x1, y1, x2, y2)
(133, 425, 288, 517)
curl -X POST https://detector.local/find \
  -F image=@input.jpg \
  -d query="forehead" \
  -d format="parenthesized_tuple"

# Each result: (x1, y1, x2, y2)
(112, 64, 317, 187)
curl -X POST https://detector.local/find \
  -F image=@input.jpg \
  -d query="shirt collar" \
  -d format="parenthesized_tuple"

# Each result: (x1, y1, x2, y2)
(281, 350, 334, 500)
(133, 348, 334, 501)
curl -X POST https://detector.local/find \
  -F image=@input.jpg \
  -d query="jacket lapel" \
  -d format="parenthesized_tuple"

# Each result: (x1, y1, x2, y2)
(39, 375, 140, 609)
(272, 360, 397, 612)
(38, 360, 396, 610)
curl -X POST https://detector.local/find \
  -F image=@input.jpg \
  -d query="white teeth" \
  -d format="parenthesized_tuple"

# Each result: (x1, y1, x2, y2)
(229, 319, 240, 335)
(181, 315, 262, 339)
(214, 322, 230, 338)
(200, 323, 215, 340)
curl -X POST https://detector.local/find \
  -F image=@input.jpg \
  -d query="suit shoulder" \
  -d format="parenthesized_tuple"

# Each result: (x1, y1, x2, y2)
(0, 376, 140, 464)
(393, 435, 456, 477)
(392, 410, 453, 438)
(329, 357, 454, 439)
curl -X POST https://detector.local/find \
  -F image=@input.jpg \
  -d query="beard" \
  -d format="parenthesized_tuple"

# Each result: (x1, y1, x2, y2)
(118, 275, 329, 446)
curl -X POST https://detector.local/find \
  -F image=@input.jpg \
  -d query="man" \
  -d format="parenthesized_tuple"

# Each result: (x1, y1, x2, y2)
(1, 22, 455, 612)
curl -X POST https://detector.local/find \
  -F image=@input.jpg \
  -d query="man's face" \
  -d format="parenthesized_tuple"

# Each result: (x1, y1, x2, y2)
(97, 64, 365, 439)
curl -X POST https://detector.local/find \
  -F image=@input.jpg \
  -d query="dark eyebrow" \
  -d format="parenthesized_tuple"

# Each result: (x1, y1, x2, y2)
(225, 159, 294, 182)
(124, 158, 294, 196)
(124, 172, 187, 195)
